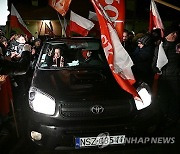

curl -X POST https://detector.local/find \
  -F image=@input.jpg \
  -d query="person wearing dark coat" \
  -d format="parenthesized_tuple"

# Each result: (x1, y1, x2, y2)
(131, 34, 155, 85)
(0, 44, 31, 135)
(152, 25, 180, 126)
(0, 44, 31, 75)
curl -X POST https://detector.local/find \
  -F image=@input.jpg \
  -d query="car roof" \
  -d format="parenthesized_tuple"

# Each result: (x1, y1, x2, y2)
(45, 37, 100, 44)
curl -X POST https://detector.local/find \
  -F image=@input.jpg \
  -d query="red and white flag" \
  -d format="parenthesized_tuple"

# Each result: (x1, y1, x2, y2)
(98, 0, 125, 40)
(149, 0, 164, 37)
(49, 0, 72, 16)
(69, 11, 95, 36)
(91, 0, 138, 98)
(10, 4, 32, 38)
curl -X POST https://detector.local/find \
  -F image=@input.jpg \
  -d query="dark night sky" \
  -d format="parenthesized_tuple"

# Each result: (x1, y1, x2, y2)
(7, 0, 180, 21)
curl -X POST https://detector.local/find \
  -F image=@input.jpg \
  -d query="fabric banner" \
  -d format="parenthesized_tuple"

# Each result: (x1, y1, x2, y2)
(49, 0, 72, 16)
(91, 0, 138, 98)
(69, 11, 95, 36)
(10, 4, 32, 38)
(98, 0, 125, 40)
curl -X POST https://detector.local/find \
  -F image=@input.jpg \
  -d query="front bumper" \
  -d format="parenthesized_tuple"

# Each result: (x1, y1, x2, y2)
(27, 104, 158, 150)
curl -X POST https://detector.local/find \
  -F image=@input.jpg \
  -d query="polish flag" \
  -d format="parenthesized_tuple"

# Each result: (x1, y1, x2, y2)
(149, 0, 164, 37)
(69, 11, 95, 36)
(10, 4, 32, 38)
(91, 0, 139, 98)
(98, 0, 125, 40)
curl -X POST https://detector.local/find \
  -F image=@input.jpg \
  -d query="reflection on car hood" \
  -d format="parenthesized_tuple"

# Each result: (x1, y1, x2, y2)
(31, 68, 132, 101)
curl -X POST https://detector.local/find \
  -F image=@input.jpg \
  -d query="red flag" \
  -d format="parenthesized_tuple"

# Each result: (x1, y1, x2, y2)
(69, 11, 95, 37)
(98, 0, 125, 41)
(10, 4, 32, 38)
(91, 0, 138, 98)
(49, 0, 72, 16)
(149, 0, 164, 37)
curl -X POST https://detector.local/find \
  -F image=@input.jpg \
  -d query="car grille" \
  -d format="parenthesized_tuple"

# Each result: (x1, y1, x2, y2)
(60, 100, 133, 120)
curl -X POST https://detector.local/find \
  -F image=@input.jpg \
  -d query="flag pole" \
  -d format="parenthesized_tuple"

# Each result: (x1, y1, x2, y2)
(154, 0, 180, 12)
(10, 99, 19, 138)
(57, 12, 66, 37)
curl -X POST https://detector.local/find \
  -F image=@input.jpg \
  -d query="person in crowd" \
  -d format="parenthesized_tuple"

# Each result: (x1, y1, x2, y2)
(33, 38, 42, 54)
(128, 31, 135, 43)
(152, 25, 180, 127)
(0, 44, 31, 75)
(150, 28, 162, 46)
(0, 36, 8, 56)
(131, 34, 155, 85)
(0, 43, 31, 134)
(122, 29, 134, 54)
(6, 34, 26, 58)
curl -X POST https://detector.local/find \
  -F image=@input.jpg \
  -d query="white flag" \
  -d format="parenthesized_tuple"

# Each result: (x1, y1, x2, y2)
(156, 41, 168, 70)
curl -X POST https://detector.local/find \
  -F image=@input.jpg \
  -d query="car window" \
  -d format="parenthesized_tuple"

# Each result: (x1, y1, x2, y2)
(38, 41, 106, 69)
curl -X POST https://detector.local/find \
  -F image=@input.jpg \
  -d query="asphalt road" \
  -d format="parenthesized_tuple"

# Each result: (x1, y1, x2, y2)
(0, 115, 180, 154)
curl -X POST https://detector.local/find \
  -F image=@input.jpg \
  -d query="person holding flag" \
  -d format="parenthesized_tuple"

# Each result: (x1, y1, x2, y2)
(152, 25, 180, 127)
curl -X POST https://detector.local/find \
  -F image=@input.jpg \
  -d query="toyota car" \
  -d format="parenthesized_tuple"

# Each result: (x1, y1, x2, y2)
(28, 37, 157, 150)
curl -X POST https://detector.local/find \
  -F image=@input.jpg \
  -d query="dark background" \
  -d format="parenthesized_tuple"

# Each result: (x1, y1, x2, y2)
(7, 0, 180, 21)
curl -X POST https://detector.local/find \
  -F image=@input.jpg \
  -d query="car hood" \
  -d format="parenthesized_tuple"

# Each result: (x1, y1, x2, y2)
(31, 68, 132, 102)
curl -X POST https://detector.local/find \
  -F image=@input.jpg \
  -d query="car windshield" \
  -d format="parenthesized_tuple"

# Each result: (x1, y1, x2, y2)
(38, 40, 106, 69)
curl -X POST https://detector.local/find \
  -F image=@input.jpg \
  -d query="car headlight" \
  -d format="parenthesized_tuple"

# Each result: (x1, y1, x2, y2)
(134, 82, 152, 110)
(29, 87, 55, 115)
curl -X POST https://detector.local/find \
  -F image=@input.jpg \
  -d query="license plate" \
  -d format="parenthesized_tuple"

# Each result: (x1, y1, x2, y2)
(75, 134, 125, 148)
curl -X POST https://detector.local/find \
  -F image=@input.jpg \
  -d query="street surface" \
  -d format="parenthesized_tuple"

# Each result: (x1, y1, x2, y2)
(0, 115, 180, 154)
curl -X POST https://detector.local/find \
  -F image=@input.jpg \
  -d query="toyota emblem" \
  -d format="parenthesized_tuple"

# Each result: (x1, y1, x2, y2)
(91, 105, 104, 114)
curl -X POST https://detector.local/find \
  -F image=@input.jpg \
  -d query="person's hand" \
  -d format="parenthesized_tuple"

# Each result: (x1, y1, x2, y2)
(31, 48, 36, 55)
(11, 51, 18, 58)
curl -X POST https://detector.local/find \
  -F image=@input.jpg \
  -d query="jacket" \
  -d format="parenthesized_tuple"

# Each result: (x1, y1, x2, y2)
(0, 51, 30, 75)
(152, 40, 180, 79)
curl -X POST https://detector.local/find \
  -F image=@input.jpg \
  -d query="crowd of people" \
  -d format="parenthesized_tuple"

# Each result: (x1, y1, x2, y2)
(0, 31, 42, 136)
(0, 21, 180, 137)
(122, 22, 180, 127)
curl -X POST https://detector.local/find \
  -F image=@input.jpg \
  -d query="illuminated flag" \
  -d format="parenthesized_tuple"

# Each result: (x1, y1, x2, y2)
(149, 0, 164, 37)
(91, 0, 138, 98)
(10, 4, 32, 38)
(69, 11, 95, 36)
(49, 0, 72, 16)
(98, 0, 125, 40)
